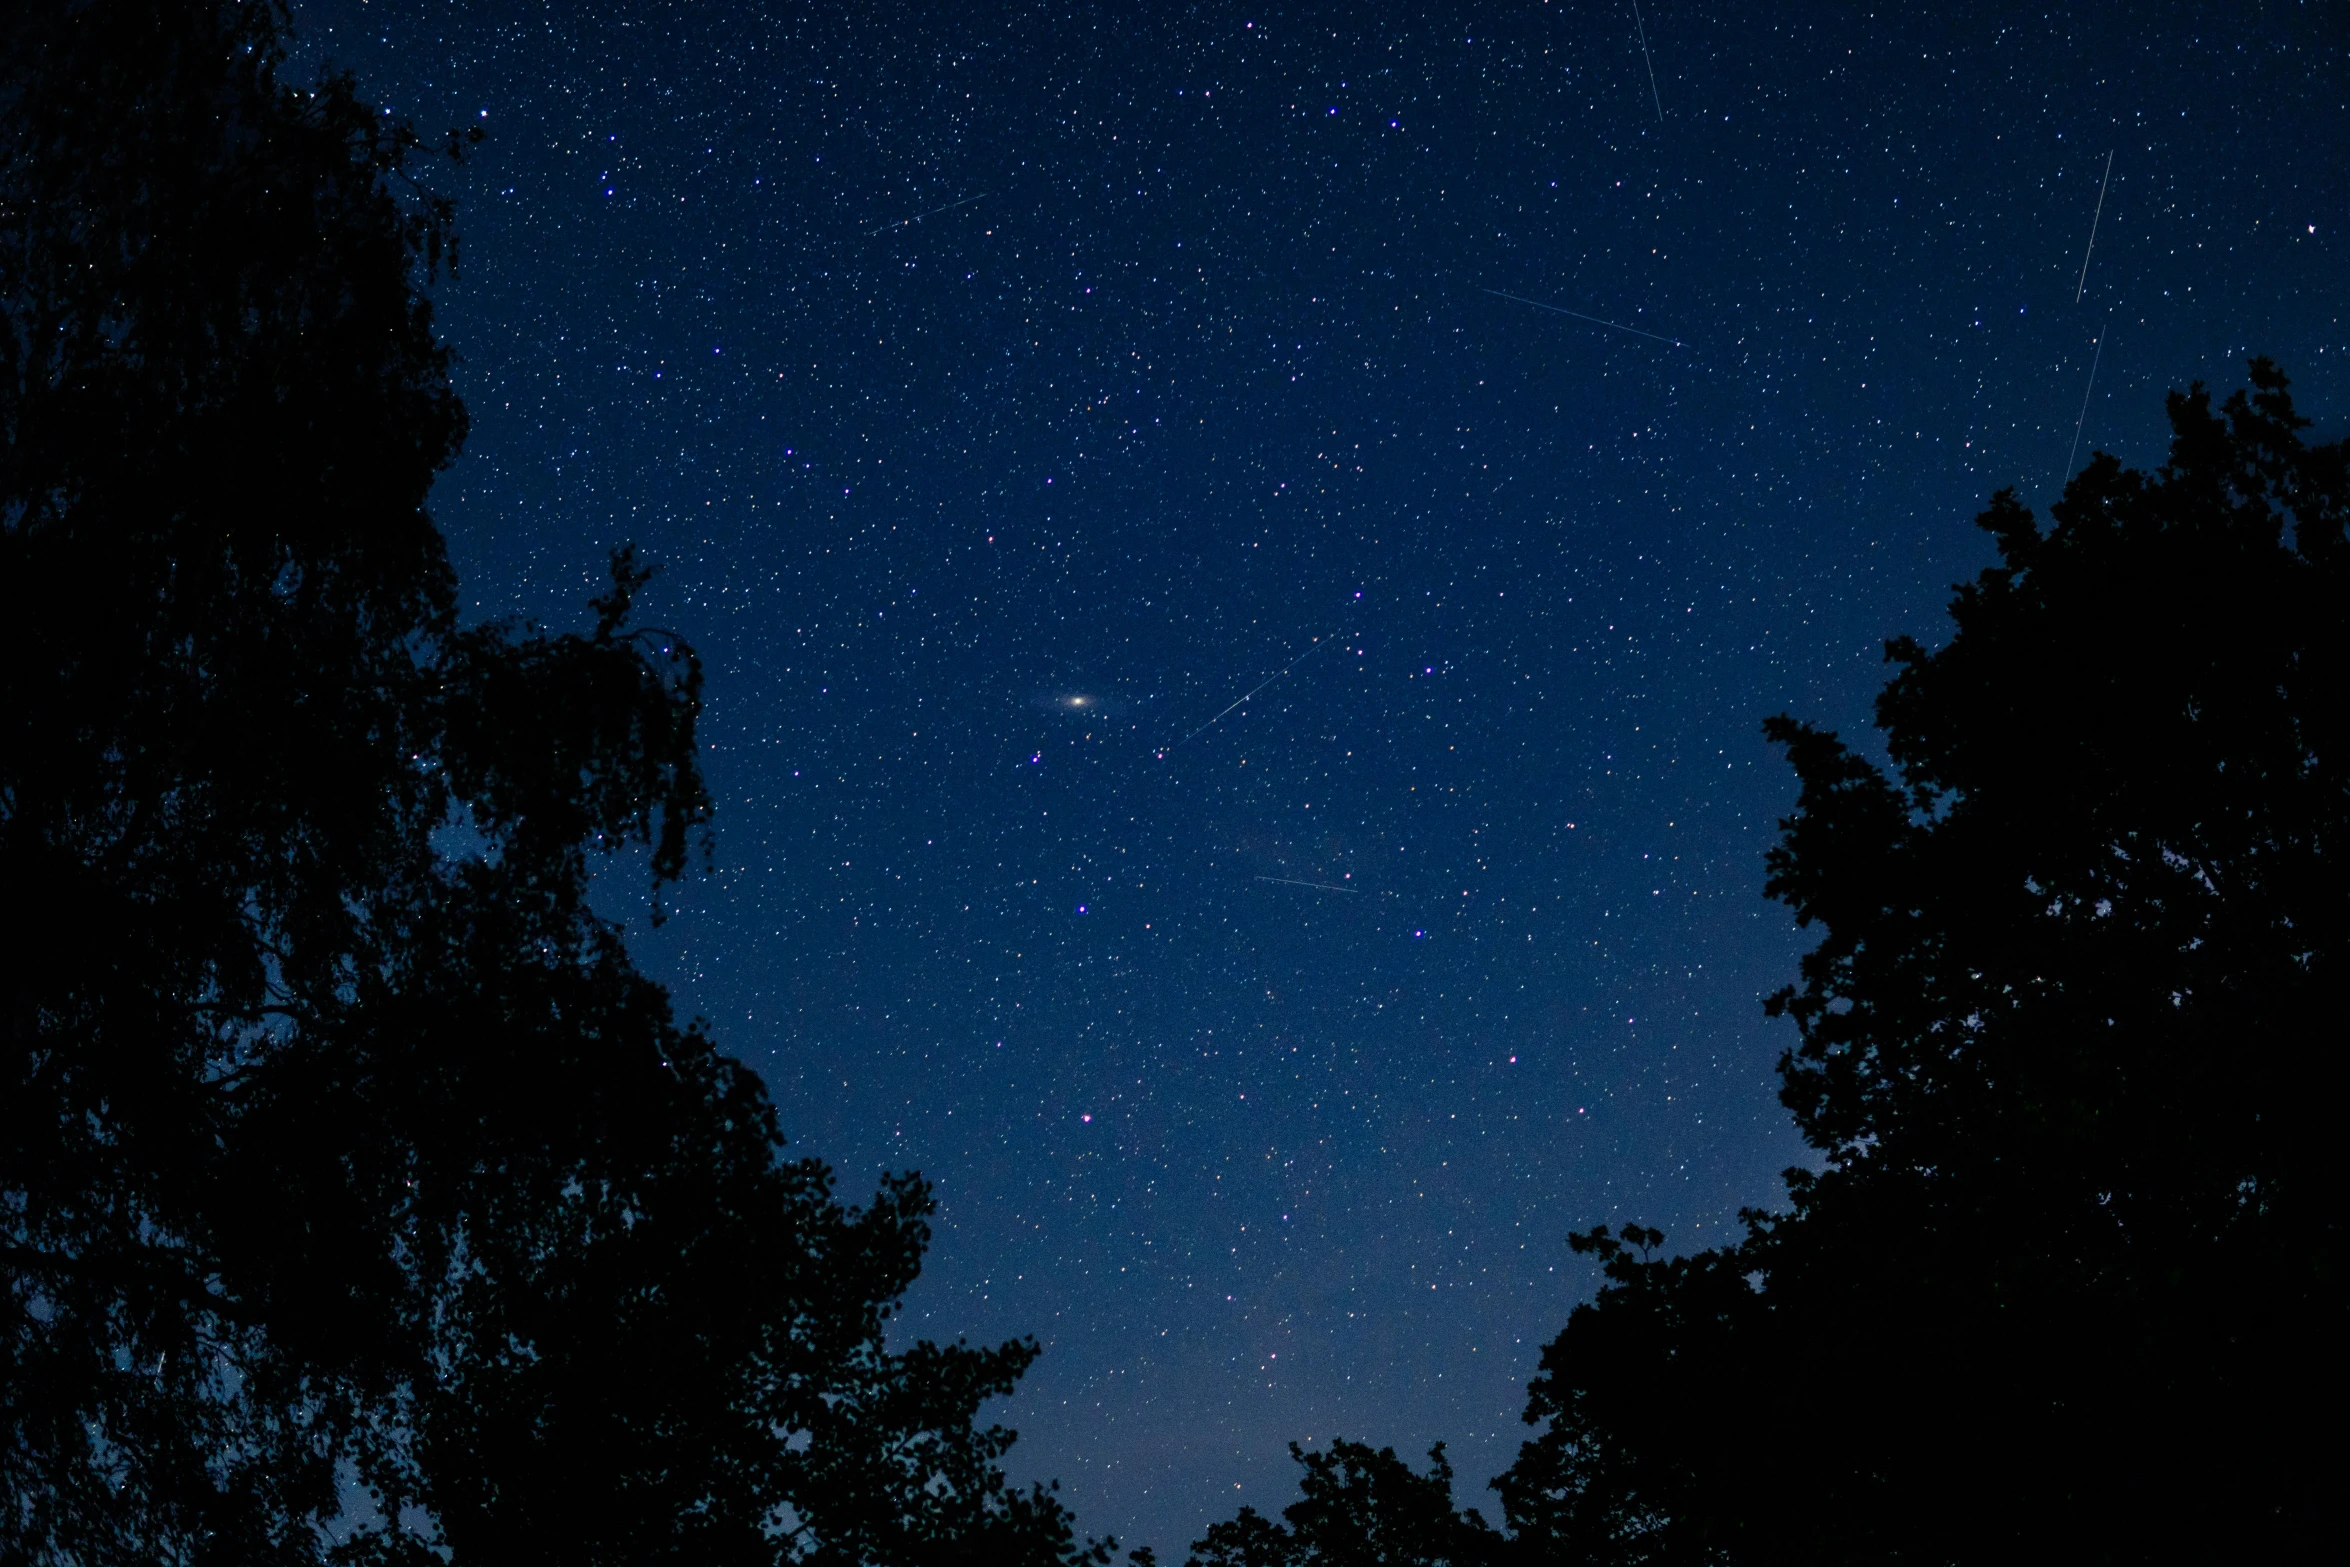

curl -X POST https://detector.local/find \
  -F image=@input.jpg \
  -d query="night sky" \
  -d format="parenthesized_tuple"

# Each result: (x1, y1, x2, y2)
(292, 2, 2345, 1552)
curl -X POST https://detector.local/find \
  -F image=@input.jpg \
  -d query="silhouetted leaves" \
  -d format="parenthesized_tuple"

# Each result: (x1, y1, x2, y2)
(1200, 361, 2347, 1565)
(1502, 360, 2349, 1564)
(1188, 1441, 1500, 1567)
(2, 4, 1094, 1562)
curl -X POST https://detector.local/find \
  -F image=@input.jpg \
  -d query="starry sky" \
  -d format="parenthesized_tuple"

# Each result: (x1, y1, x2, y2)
(292, 1, 2345, 1553)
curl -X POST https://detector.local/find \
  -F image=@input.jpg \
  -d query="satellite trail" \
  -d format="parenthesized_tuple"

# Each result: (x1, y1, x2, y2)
(1482, 288, 1684, 346)
(2063, 313, 2111, 484)
(867, 192, 984, 235)
(2074, 151, 2113, 302)
(1255, 875, 1359, 894)
(1157, 637, 1334, 758)
(1631, 0, 1664, 122)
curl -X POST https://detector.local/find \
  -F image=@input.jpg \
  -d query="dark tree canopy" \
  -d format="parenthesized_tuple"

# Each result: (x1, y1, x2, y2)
(1497, 361, 2348, 1563)
(1186, 1441, 1499, 1567)
(1189, 367, 2346, 1565)
(1, 4, 1096, 1563)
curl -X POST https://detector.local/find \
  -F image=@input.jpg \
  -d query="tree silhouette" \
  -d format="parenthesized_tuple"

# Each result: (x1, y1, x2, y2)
(1187, 1441, 1500, 1567)
(1, 4, 1097, 1562)
(1499, 361, 2348, 1563)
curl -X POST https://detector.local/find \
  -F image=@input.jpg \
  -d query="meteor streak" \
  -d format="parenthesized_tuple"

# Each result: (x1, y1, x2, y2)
(1631, 0, 1664, 122)
(2075, 151, 2113, 302)
(867, 192, 984, 234)
(2063, 313, 2111, 484)
(1482, 288, 1684, 346)
(1157, 637, 1334, 758)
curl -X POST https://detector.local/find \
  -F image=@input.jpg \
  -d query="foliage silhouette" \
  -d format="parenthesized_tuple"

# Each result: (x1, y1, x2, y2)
(1186, 1441, 1500, 1567)
(1497, 360, 2348, 1563)
(1190, 366, 2346, 1563)
(1, 4, 1100, 1563)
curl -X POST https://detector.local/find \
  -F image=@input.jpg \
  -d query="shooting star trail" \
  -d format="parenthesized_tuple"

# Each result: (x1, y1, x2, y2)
(2063, 313, 2111, 485)
(867, 192, 984, 235)
(1631, 0, 1664, 122)
(1255, 875, 1359, 894)
(2074, 151, 2112, 302)
(1482, 288, 1684, 346)
(1157, 637, 1335, 759)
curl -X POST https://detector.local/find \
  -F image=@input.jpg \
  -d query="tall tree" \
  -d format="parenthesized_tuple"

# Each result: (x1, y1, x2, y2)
(1, 4, 1096, 1562)
(1499, 362, 2348, 1563)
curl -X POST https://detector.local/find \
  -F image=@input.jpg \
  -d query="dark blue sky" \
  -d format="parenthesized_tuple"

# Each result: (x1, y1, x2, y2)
(294, 1, 2344, 1552)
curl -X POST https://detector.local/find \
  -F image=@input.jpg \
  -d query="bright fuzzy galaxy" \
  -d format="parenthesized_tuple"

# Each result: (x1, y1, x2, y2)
(292, 1, 2346, 1552)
